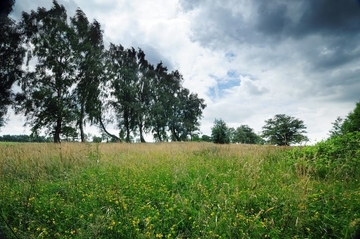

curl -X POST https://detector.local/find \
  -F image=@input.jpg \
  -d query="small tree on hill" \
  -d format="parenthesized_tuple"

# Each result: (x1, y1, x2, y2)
(233, 125, 262, 144)
(262, 114, 308, 146)
(211, 119, 230, 144)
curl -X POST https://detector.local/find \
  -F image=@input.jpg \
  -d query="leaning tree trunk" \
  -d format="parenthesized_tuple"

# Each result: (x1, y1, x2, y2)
(138, 123, 146, 143)
(99, 118, 121, 142)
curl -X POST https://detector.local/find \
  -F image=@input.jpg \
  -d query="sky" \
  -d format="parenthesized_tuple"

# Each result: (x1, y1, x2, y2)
(3, 0, 360, 143)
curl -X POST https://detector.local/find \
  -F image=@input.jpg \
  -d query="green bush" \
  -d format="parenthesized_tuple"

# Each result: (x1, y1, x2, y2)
(289, 132, 360, 180)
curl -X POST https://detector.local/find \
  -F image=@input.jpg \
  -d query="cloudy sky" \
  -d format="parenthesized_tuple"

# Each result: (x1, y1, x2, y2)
(3, 0, 360, 143)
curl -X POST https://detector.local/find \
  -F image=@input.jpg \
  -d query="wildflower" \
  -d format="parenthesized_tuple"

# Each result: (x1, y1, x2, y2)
(156, 233, 163, 238)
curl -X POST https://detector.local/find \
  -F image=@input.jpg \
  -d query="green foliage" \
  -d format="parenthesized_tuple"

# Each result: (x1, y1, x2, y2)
(201, 134, 212, 142)
(0, 134, 50, 142)
(16, 1, 77, 143)
(340, 101, 360, 135)
(289, 132, 360, 180)
(314, 132, 360, 179)
(329, 102, 360, 138)
(329, 117, 344, 137)
(106, 45, 205, 143)
(70, 9, 105, 142)
(10, 1, 205, 143)
(262, 114, 308, 146)
(211, 119, 230, 144)
(232, 125, 262, 144)
(0, 0, 24, 127)
(92, 136, 102, 143)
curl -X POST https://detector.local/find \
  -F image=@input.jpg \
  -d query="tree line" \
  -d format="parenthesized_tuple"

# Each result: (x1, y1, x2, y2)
(0, 0, 206, 143)
(210, 114, 308, 146)
(210, 101, 360, 146)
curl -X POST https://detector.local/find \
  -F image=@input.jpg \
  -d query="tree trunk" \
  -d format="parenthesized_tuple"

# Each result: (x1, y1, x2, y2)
(99, 117, 121, 142)
(54, 87, 62, 143)
(79, 104, 85, 142)
(54, 117, 61, 143)
(171, 126, 180, 141)
(139, 124, 146, 143)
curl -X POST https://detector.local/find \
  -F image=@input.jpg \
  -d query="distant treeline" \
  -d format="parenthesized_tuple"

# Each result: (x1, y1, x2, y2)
(0, 134, 52, 142)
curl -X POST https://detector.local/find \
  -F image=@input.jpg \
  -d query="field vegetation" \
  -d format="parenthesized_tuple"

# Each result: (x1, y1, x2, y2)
(1, 142, 359, 238)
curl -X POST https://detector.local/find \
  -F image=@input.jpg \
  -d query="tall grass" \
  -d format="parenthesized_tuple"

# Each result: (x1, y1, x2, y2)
(0, 143, 359, 238)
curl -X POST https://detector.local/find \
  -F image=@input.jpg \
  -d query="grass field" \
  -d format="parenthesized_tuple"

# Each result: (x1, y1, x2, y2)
(0, 142, 359, 238)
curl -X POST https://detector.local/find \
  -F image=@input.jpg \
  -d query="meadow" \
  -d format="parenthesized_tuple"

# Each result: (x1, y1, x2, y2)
(0, 142, 359, 238)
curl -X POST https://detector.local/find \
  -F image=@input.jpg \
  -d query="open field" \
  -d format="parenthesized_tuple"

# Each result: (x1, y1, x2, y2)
(0, 142, 359, 238)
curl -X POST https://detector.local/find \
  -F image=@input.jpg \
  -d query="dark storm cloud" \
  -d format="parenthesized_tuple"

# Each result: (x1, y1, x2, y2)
(255, 1, 290, 37)
(180, 0, 360, 44)
(179, 0, 360, 98)
(293, 0, 360, 37)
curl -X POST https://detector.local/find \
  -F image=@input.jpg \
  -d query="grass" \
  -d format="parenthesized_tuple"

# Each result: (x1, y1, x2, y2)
(0, 142, 359, 238)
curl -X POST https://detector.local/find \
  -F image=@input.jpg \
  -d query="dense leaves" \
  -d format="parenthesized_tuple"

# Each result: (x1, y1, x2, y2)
(341, 101, 360, 134)
(0, 0, 24, 127)
(211, 119, 230, 144)
(232, 125, 262, 144)
(262, 114, 308, 146)
(15, 1, 76, 143)
(329, 101, 360, 138)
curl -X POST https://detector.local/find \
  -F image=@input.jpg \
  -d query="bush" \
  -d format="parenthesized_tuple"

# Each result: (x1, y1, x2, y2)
(289, 132, 360, 180)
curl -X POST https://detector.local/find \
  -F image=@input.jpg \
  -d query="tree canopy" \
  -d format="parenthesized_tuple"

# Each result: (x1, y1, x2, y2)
(211, 119, 230, 144)
(342, 101, 360, 134)
(329, 101, 360, 138)
(0, 0, 24, 127)
(262, 114, 308, 146)
(232, 125, 262, 144)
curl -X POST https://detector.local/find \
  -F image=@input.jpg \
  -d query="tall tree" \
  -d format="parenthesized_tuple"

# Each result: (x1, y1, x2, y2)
(106, 44, 138, 142)
(211, 119, 230, 144)
(153, 67, 183, 141)
(262, 114, 308, 146)
(132, 49, 153, 142)
(169, 88, 206, 141)
(15, 1, 77, 143)
(0, 0, 24, 127)
(70, 9, 105, 142)
(149, 63, 172, 142)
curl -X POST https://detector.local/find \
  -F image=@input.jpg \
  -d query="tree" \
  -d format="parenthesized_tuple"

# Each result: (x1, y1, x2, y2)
(0, 0, 24, 127)
(105, 44, 138, 143)
(168, 88, 206, 141)
(15, 1, 77, 143)
(329, 101, 360, 138)
(70, 9, 105, 142)
(92, 135, 102, 143)
(211, 119, 230, 144)
(329, 117, 344, 137)
(149, 63, 180, 142)
(132, 49, 153, 143)
(262, 114, 308, 146)
(201, 135, 212, 142)
(342, 101, 360, 134)
(233, 125, 262, 144)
